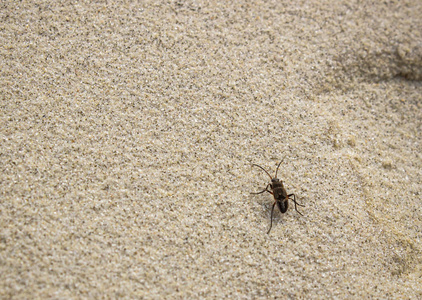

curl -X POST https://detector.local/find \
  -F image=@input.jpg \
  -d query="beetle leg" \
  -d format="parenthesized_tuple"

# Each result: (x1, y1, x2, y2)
(250, 189, 266, 194)
(266, 184, 273, 194)
(251, 183, 272, 195)
(267, 201, 276, 234)
(288, 193, 304, 216)
(289, 193, 305, 206)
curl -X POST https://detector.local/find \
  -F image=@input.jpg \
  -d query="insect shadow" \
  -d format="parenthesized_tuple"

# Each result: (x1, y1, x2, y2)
(251, 159, 304, 234)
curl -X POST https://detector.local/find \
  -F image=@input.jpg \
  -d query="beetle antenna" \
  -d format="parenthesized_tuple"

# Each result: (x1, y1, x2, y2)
(274, 158, 284, 179)
(252, 164, 273, 180)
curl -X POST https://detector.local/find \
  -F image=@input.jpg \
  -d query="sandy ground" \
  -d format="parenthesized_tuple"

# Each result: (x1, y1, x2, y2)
(1, 0, 422, 298)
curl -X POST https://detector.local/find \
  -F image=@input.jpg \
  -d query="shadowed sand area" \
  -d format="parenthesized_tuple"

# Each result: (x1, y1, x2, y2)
(1, 1, 421, 298)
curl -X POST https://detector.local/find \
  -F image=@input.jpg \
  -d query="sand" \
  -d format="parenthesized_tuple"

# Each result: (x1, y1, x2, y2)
(1, 0, 421, 298)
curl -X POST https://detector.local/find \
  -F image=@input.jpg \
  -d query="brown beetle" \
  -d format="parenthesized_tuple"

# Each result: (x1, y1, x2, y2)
(251, 159, 304, 233)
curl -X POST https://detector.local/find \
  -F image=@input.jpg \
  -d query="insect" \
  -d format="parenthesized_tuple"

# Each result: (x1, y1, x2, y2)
(251, 159, 304, 234)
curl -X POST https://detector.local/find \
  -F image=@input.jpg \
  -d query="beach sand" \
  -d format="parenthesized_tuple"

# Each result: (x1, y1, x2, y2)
(1, 0, 421, 298)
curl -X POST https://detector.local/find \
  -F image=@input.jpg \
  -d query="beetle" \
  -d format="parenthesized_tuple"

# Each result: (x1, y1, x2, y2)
(251, 159, 304, 234)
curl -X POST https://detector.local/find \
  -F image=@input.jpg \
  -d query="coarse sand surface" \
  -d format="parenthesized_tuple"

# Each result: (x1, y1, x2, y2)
(1, 1, 422, 298)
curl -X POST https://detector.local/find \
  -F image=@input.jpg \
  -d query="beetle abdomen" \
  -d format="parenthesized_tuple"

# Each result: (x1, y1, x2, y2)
(277, 199, 288, 213)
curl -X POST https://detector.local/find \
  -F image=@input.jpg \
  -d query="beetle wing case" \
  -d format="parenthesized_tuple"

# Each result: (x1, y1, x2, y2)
(276, 198, 288, 213)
